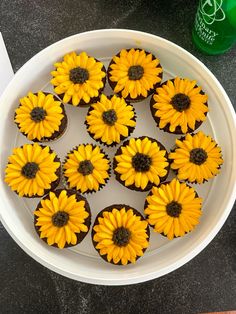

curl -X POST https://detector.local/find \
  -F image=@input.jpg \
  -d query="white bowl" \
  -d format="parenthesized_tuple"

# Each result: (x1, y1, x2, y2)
(0, 29, 235, 285)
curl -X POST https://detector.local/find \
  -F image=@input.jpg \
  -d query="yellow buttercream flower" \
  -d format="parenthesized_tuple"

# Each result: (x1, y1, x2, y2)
(114, 137, 169, 191)
(34, 189, 90, 249)
(151, 77, 208, 134)
(63, 144, 110, 193)
(86, 94, 136, 146)
(144, 178, 202, 240)
(5, 144, 60, 197)
(51, 51, 106, 106)
(169, 131, 223, 184)
(108, 48, 163, 101)
(93, 205, 149, 265)
(15, 91, 65, 142)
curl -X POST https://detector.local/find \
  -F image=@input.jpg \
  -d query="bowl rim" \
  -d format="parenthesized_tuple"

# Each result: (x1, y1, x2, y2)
(0, 28, 235, 285)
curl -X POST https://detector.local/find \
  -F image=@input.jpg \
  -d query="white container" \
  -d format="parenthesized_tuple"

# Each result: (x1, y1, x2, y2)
(0, 29, 235, 285)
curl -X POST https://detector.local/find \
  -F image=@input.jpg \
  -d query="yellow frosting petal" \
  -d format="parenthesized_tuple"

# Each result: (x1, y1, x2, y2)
(169, 131, 223, 184)
(115, 137, 169, 190)
(63, 144, 110, 193)
(109, 49, 162, 99)
(93, 206, 149, 265)
(5, 144, 60, 197)
(144, 178, 202, 239)
(51, 51, 105, 106)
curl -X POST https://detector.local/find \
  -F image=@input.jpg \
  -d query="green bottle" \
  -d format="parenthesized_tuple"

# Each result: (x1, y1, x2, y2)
(192, 0, 236, 55)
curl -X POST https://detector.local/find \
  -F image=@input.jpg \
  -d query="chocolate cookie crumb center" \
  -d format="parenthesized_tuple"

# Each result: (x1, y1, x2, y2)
(30, 107, 47, 122)
(70, 67, 89, 84)
(166, 201, 182, 217)
(112, 227, 131, 246)
(52, 211, 69, 227)
(171, 93, 191, 112)
(102, 109, 117, 125)
(78, 160, 94, 175)
(21, 162, 39, 179)
(132, 153, 152, 172)
(128, 65, 144, 80)
(190, 148, 208, 165)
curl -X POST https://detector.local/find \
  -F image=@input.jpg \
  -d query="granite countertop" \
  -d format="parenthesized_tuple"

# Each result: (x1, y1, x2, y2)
(0, 0, 235, 313)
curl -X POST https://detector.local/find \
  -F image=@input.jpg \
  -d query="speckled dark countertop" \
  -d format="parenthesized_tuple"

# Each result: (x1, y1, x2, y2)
(0, 1, 235, 313)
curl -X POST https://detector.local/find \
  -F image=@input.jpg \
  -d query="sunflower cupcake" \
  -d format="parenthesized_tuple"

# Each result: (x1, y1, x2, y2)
(169, 131, 223, 184)
(15, 91, 67, 142)
(144, 178, 202, 240)
(107, 48, 163, 102)
(34, 189, 91, 249)
(63, 144, 110, 194)
(5, 143, 61, 197)
(51, 51, 106, 107)
(92, 204, 150, 265)
(150, 77, 208, 134)
(85, 94, 136, 146)
(113, 137, 170, 192)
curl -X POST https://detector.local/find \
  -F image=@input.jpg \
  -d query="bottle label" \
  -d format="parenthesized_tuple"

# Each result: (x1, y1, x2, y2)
(194, 0, 226, 45)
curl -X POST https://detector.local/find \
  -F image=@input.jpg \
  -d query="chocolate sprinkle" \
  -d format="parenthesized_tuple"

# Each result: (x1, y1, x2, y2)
(30, 107, 47, 122)
(171, 93, 191, 112)
(190, 148, 208, 165)
(102, 109, 117, 125)
(69, 67, 89, 84)
(112, 227, 131, 246)
(166, 201, 182, 217)
(132, 153, 152, 172)
(78, 160, 94, 176)
(128, 65, 144, 80)
(52, 211, 69, 227)
(21, 162, 39, 179)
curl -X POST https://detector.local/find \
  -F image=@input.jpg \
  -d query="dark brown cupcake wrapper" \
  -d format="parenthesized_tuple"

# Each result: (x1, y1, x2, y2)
(144, 180, 201, 238)
(107, 48, 163, 103)
(14, 92, 68, 143)
(150, 79, 208, 135)
(92, 204, 150, 265)
(34, 188, 91, 248)
(85, 95, 137, 147)
(62, 143, 111, 194)
(53, 60, 106, 107)
(7, 144, 61, 198)
(113, 136, 170, 192)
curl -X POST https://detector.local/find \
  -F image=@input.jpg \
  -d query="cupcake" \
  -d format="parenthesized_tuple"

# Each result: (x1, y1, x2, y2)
(85, 94, 136, 146)
(51, 51, 106, 107)
(144, 178, 202, 240)
(169, 131, 223, 184)
(107, 48, 163, 102)
(34, 189, 91, 249)
(92, 204, 150, 265)
(5, 143, 61, 197)
(150, 77, 209, 134)
(63, 144, 110, 194)
(113, 137, 169, 192)
(14, 91, 67, 142)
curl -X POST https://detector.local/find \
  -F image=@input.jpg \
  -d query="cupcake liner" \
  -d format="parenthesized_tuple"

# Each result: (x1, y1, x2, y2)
(34, 189, 91, 248)
(92, 204, 150, 265)
(113, 136, 170, 192)
(84, 96, 137, 147)
(62, 143, 111, 195)
(107, 48, 163, 103)
(150, 79, 208, 135)
(15, 93, 68, 142)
